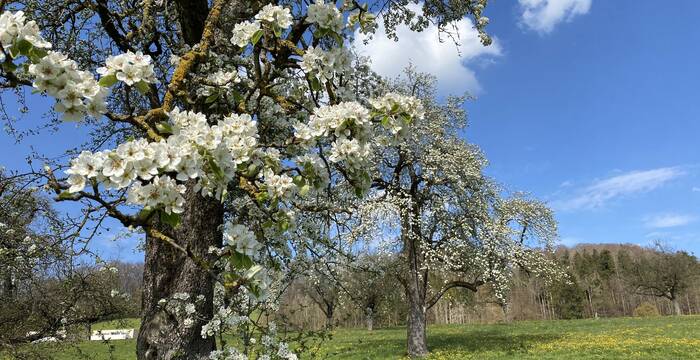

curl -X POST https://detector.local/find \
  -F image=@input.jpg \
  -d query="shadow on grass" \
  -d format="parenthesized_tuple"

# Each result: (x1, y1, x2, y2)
(323, 326, 562, 359)
(427, 329, 562, 354)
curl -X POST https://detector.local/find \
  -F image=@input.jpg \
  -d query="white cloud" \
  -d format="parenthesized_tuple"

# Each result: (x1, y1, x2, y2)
(353, 10, 501, 95)
(553, 167, 685, 211)
(692, 187, 700, 193)
(644, 213, 697, 229)
(519, 0, 592, 34)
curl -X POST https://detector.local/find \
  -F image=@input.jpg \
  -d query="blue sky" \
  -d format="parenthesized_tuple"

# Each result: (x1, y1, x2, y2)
(356, 0, 700, 254)
(2, 0, 699, 261)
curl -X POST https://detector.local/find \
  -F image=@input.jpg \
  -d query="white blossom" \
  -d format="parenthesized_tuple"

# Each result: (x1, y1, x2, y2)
(306, 1, 343, 33)
(97, 51, 157, 86)
(223, 223, 261, 257)
(230, 21, 260, 47)
(255, 4, 292, 30)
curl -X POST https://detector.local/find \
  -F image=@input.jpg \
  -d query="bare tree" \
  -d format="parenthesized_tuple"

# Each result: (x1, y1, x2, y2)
(622, 242, 698, 316)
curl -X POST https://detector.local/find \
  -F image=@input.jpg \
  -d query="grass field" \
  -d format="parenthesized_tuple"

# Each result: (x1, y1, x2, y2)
(9, 316, 700, 359)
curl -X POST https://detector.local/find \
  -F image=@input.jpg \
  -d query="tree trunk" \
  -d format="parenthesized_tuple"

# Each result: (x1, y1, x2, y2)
(365, 307, 374, 331)
(672, 297, 682, 316)
(406, 289, 428, 358)
(135, 1, 228, 357)
(137, 186, 223, 360)
(402, 202, 428, 358)
(325, 303, 334, 330)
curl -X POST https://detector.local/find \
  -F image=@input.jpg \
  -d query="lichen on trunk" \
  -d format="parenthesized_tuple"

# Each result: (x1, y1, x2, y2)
(137, 184, 223, 360)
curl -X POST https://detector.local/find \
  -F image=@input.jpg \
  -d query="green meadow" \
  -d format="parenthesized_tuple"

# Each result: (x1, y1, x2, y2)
(8, 315, 700, 359)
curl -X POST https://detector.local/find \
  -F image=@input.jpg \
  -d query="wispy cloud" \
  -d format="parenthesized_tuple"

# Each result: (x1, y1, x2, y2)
(693, 187, 700, 193)
(553, 167, 685, 211)
(353, 5, 501, 95)
(644, 213, 697, 228)
(518, 0, 592, 34)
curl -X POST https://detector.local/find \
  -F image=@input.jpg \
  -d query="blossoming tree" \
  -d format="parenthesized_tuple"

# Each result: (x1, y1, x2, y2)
(0, 1, 491, 359)
(352, 71, 565, 357)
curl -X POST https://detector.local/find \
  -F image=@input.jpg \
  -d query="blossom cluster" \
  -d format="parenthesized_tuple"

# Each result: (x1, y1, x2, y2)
(158, 293, 205, 329)
(128, 175, 186, 215)
(306, 1, 343, 33)
(223, 223, 261, 257)
(370, 93, 426, 135)
(295, 102, 372, 169)
(0, 11, 51, 60)
(254, 4, 293, 30)
(65, 108, 259, 212)
(29, 51, 108, 120)
(1, 11, 158, 121)
(201, 306, 249, 338)
(230, 21, 261, 47)
(97, 51, 157, 86)
(263, 169, 295, 199)
(295, 153, 329, 190)
(300, 46, 351, 83)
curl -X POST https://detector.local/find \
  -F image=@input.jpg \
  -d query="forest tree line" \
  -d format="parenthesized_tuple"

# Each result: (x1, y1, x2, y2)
(275, 243, 700, 330)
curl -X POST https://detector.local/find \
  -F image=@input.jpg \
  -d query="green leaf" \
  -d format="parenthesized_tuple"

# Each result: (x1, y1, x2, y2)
(204, 92, 219, 104)
(250, 30, 264, 46)
(2, 61, 17, 73)
(231, 90, 243, 104)
(278, 218, 290, 232)
(135, 80, 150, 94)
(29, 47, 48, 61)
(58, 191, 74, 200)
(220, 188, 228, 203)
(155, 121, 173, 135)
(381, 116, 390, 127)
(299, 184, 311, 196)
(230, 251, 254, 270)
(293, 175, 305, 187)
(98, 74, 118, 87)
(314, 28, 329, 39)
(8, 46, 20, 59)
(273, 26, 283, 38)
(138, 207, 154, 221)
(206, 156, 225, 181)
(310, 76, 322, 91)
(255, 191, 269, 204)
(244, 265, 263, 279)
(15, 39, 32, 57)
(160, 211, 181, 228)
(248, 283, 262, 298)
(355, 186, 364, 198)
(245, 163, 259, 177)
(331, 32, 344, 46)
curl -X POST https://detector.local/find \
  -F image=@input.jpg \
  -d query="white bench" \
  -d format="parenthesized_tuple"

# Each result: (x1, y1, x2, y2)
(90, 329, 135, 341)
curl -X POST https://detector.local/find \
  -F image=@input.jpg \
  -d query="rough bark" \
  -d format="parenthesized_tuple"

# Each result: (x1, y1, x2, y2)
(403, 208, 429, 358)
(137, 185, 223, 360)
(406, 285, 428, 358)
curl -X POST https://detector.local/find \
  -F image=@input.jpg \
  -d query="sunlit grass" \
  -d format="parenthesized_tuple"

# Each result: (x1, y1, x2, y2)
(10, 315, 700, 359)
